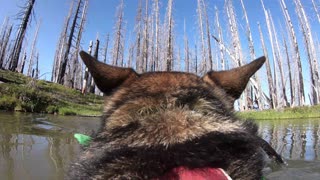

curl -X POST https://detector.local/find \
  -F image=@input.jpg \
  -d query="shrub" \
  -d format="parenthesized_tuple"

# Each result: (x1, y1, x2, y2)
(0, 96, 18, 110)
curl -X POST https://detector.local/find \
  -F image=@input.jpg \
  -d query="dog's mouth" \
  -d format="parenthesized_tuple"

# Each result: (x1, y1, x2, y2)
(155, 166, 232, 180)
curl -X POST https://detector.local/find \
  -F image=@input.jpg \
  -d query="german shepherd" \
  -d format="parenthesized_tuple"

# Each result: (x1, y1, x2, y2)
(68, 51, 283, 179)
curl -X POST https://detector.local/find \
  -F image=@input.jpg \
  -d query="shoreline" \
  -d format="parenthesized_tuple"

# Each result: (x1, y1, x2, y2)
(1, 70, 319, 119)
(0, 69, 104, 116)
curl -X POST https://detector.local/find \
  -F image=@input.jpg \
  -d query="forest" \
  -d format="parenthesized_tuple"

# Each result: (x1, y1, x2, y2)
(0, 0, 319, 111)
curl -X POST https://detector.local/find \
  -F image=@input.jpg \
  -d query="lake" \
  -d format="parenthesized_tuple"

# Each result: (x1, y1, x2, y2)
(0, 112, 319, 179)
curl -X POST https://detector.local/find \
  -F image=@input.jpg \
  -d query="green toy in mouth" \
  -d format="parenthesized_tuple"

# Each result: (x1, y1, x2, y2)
(74, 133, 92, 146)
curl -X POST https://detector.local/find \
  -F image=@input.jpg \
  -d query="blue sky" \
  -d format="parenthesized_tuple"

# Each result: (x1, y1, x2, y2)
(0, 0, 293, 73)
(0, 0, 319, 104)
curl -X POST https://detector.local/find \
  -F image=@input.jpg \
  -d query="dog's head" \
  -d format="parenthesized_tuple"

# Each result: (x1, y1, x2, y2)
(69, 51, 281, 179)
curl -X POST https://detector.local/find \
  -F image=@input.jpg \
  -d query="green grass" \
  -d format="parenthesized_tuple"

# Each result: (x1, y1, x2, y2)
(0, 69, 104, 116)
(238, 105, 320, 120)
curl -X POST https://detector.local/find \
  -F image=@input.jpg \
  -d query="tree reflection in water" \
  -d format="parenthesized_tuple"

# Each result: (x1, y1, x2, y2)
(0, 112, 100, 180)
(257, 118, 320, 161)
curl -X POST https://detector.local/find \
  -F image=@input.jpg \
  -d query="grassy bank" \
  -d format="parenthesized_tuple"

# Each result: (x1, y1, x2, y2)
(0, 69, 104, 116)
(238, 105, 320, 120)
(1, 69, 319, 119)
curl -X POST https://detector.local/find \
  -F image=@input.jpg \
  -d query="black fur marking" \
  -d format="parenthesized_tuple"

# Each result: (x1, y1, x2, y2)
(109, 121, 141, 139)
(68, 131, 264, 179)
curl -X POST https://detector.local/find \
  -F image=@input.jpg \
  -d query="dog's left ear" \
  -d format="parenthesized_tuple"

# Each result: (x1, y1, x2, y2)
(80, 51, 139, 94)
(202, 56, 265, 102)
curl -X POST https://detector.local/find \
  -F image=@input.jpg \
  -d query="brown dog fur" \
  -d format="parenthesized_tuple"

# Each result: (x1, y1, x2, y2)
(68, 51, 283, 180)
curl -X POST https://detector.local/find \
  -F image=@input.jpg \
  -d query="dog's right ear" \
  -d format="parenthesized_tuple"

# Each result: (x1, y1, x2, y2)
(80, 51, 139, 94)
(202, 56, 265, 103)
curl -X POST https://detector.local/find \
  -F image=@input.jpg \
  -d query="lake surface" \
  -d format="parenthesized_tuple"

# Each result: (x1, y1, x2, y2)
(0, 112, 319, 179)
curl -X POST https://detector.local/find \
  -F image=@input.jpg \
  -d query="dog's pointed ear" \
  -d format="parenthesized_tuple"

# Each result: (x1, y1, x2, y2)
(203, 56, 265, 102)
(80, 51, 139, 94)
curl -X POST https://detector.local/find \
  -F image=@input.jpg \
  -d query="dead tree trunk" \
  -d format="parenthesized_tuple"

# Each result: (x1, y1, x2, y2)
(165, 0, 173, 71)
(89, 39, 99, 94)
(135, 0, 143, 72)
(0, 17, 9, 42)
(258, 22, 275, 109)
(19, 52, 27, 74)
(197, 0, 207, 72)
(214, 7, 225, 70)
(9, 0, 35, 72)
(241, 0, 263, 109)
(295, 0, 319, 104)
(35, 52, 39, 79)
(202, 0, 213, 70)
(149, 7, 155, 71)
(261, 0, 278, 108)
(184, 19, 190, 72)
(226, 0, 246, 110)
(0, 24, 12, 69)
(140, 0, 149, 72)
(112, 0, 125, 67)
(269, 10, 288, 107)
(194, 43, 198, 74)
(27, 21, 40, 77)
(280, 0, 305, 106)
(71, 0, 88, 89)
(17, 45, 27, 73)
(312, 0, 320, 24)
(57, 0, 82, 84)
(283, 36, 294, 107)
(153, 0, 160, 71)
(81, 40, 93, 94)
(0, 17, 9, 68)
(103, 33, 110, 64)
(128, 41, 134, 68)
(52, 0, 74, 82)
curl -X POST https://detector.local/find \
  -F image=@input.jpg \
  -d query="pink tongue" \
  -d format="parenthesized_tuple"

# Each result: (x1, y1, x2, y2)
(157, 167, 231, 180)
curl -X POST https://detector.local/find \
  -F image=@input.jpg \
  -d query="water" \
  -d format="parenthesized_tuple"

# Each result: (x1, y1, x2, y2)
(0, 112, 319, 179)
(257, 119, 320, 179)
(0, 112, 100, 180)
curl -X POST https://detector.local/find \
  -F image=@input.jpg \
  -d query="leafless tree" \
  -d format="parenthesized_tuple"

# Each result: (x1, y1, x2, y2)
(202, 0, 213, 70)
(52, 0, 74, 82)
(70, 0, 88, 89)
(81, 40, 93, 94)
(258, 22, 276, 109)
(269, 11, 288, 107)
(134, 0, 143, 72)
(89, 38, 99, 93)
(141, 0, 149, 72)
(103, 33, 110, 64)
(19, 51, 27, 74)
(35, 52, 39, 79)
(280, 0, 305, 106)
(283, 36, 295, 107)
(165, 0, 173, 71)
(57, 0, 82, 84)
(226, 0, 246, 110)
(294, 0, 319, 104)
(0, 21, 12, 69)
(261, 0, 278, 108)
(214, 7, 225, 71)
(197, 0, 207, 72)
(240, 0, 263, 109)
(112, 0, 125, 67)
(27, 20, 40, 77)
(183, 19, 190, 72)
(153, 0, 160, 71)
(9, 0, 35, 72)
(312, 0, 320, 24)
